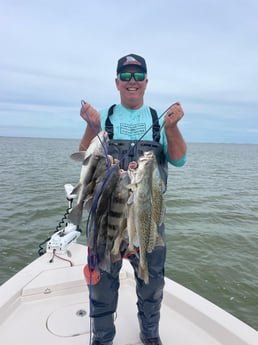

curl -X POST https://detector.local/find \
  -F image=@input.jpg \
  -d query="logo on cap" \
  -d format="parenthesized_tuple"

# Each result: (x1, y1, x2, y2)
(123, 56, 142, 66)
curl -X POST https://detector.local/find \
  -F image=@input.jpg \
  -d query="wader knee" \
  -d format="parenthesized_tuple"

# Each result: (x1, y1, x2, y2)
(89, 259, 122, 343)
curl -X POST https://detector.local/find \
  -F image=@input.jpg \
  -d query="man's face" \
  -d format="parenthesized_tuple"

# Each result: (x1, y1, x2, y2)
(115, 66, 148, 109)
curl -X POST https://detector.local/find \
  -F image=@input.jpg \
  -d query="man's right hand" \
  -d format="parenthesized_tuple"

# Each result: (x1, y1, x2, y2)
(80, 102, 100, 128)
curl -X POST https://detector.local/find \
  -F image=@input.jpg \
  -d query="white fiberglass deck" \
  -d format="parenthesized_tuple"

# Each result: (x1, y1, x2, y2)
(0, 243, 257, 345)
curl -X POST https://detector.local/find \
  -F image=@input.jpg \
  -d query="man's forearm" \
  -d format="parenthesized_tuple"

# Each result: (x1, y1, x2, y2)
(79, 124, 100, 151)
(166, 125, 187, 161)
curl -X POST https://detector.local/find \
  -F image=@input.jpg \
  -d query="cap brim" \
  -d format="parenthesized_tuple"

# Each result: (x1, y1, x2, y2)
(117, 64, 147, 74)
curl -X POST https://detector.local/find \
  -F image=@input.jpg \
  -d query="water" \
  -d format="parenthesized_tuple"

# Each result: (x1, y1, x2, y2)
(0, 137, 258, 330)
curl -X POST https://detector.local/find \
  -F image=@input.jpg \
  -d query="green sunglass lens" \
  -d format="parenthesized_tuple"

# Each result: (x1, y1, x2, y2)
(120, 72, 131, 81)
(134, 72, 145, 81)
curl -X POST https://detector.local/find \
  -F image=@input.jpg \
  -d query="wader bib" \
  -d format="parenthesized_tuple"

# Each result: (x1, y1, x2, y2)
(105, 104, 168, 187)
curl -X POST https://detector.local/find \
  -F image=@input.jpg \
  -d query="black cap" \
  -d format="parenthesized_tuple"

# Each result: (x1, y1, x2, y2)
(116, 54, 147, 74)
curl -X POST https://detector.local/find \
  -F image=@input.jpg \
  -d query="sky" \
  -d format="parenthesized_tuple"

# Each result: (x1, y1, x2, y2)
(1, 0, 258, 143)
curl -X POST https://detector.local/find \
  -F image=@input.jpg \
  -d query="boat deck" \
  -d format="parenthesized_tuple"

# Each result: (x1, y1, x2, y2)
(0, 243, 257, 345)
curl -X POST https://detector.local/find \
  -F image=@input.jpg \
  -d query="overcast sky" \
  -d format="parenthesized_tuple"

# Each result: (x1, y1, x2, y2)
(1, 0, 257, 143)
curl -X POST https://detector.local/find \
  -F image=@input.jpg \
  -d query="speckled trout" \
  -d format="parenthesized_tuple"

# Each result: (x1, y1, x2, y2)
(128, 151, 165, 284)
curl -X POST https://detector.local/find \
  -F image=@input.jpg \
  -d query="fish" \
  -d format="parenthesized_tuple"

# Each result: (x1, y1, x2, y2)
(151, 158, 166, 232)
(95, 169, 130, 270)
(107, 170, 130, 257)
(85, 162, 119, 235)
(83, 155, 114, 211)
(145, 151, 166, 252)
(132, 154, 154, 284)
(106, 169, 130, 252)
(68, 131, 110, 225)
(111, 161, 138, 258)
(87, 163, 121, 271)
(126, 161, 138, 253)
(90, 163, 120, 240)
(128, 151, 165, 284)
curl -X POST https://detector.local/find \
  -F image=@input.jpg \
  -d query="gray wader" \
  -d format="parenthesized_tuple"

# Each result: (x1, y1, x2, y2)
(89, 224, 166, 344)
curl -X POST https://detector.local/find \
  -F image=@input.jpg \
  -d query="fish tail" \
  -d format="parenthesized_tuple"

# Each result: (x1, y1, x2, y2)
(98, 251, 111, 273)
(111, 236, 123, 256)
(139, 263, 149, 284)
(138, 256, 149, 284)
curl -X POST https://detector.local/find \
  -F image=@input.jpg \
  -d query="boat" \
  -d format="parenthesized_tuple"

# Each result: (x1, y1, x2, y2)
(1, 186, 257, 345)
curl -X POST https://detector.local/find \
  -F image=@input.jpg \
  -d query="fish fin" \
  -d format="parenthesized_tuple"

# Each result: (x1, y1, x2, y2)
(70, 152, 86, 161)
(84, 195, 93, 210)
(68, 204, 83, 225)
(160, 199, 166, 225)
(155, 235, 165, 247)
(71, 181, 92, 202)
(71, 183, 81, 195)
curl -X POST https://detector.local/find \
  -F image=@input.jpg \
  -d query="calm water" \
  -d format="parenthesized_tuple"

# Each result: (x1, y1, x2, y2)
(0, 137, 258, 330)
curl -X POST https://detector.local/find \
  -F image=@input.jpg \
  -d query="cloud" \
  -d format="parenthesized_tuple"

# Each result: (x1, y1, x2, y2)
(0, 0, 257, 143)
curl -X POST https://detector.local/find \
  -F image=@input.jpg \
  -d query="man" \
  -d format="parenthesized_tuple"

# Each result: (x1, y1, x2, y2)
(79, 54, 186, 345)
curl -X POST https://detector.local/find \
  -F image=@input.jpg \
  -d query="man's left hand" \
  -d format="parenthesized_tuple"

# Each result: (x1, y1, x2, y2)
(164, 102, 184, 129)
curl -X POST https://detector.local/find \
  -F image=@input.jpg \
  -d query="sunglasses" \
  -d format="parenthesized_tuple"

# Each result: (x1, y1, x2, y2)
(118, 72, 146, 82)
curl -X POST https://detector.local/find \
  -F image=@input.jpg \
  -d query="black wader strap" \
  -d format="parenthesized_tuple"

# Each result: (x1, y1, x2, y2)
(149, 107, 160, 142)
(105, 104, 116, 139)
(105, 104, 160, 142)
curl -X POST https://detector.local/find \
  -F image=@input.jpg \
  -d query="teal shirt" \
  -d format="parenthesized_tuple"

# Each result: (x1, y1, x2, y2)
(99, 104, 186, 167)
